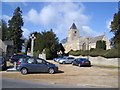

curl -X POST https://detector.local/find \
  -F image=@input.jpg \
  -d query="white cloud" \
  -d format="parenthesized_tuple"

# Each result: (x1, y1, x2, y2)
(24, 2, 99, 40)
(22, 27, 31, 39)
(2, 15, 11, 21)
(81, 26, 99, 37)
(106, 19, 112, 30)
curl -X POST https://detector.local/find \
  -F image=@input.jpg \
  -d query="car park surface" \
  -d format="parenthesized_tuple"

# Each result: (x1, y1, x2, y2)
(2, 60, 118, 88)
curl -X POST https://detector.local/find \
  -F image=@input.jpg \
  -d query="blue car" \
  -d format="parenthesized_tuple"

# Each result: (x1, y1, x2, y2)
(72, 58, 91, 67)
(17, 57, 58, 75)
(0, 56, 7, 71)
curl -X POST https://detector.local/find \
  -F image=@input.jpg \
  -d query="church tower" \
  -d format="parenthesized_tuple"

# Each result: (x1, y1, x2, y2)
(67, 23, 80, 42)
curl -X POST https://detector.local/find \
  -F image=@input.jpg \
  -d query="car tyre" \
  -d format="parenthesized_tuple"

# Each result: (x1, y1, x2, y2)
(21, 68, 28, 75)
(62, 61, 65, 64)
(72, 62, 74, 65)
(49, 68, 55, 74)
(78, 63, 81, 67)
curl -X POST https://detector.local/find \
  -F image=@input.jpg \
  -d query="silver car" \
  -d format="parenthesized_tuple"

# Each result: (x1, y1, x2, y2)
(58, 57, 75, 64)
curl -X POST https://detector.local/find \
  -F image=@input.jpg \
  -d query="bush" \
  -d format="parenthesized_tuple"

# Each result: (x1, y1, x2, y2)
(69, 50, 81, 56)
(69, 48, 120, 58)
(89, 49, 106, 57)
(33, 50, 41, 57)
(103, 48, 120, 58)
(45, 48, 58, 60)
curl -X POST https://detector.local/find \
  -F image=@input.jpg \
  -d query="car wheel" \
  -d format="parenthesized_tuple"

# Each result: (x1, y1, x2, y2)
(49, 68, 55, 74)
(72, 62, 74, 65)
(62, 61, 65, 64)
(21, 68, 28, 75)
(78, 63, 81, 67)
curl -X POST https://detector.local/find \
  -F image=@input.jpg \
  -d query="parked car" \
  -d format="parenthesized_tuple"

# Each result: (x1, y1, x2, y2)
(0, 56, 7, 71)
(53, 56, 68, 62)
(17, 57, 58, 75)
(58, 57, 75, 64)
(9, 54, 31, 63)
(72, 58, 91, 67)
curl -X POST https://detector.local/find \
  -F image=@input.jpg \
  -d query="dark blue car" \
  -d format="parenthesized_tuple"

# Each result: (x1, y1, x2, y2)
(0, 56, 7, 71)
(72, 58, 91, 67)
(17, 57, 58, 75)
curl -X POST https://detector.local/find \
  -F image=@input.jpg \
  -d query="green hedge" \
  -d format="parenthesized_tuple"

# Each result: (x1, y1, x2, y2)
(103, 48, 120, 58)
(69, 48, 120, 58)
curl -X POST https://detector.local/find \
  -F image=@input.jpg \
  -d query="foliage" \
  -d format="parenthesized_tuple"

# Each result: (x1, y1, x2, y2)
(110, 8, 120, 48)
(69, 48, 119, 58)
(59, 43, 65, 55)
(69, 50, 88, 56)
(29, 29, 60, 59)
(89, 49, 106, 57)
(0, 20, 10, 41)
(8, 7, 24, 52)
(96, 40, 106, 50)
(103, 48, 120, 58)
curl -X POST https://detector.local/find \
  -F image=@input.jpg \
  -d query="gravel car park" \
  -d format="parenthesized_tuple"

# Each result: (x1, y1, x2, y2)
(2, 60, 118, 88)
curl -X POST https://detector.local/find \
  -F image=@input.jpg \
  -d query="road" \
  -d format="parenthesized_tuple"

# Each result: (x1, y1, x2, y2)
(2, 78, 88, 88)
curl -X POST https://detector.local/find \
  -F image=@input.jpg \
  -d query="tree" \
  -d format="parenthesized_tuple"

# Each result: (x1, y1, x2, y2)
(110, 6, 120, 48)
(0, 20, 10, 41)
(8, 7, 24, 52)
(31, 29, 60, 59)
(96, 40, 106, 50)
(59, 43, 65, 55)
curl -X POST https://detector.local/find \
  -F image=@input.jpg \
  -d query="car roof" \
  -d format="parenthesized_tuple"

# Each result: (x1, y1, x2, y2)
(77, 58, 89, 60)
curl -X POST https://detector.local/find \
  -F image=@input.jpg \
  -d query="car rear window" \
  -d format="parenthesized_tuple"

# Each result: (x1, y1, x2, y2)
(79, 58, 89, 61)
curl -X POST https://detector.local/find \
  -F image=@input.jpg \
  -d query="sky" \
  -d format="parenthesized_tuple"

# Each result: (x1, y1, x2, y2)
(1, 1, 118, 41)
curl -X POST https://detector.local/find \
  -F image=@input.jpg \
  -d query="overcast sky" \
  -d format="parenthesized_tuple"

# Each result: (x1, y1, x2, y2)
(2, 1, 118, 41)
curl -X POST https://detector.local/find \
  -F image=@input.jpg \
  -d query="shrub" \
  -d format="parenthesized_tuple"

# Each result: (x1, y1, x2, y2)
(69, 50, 81, 56)
(33, 50, 41, 57)
(103, 48, 120, 58)
(89, 49, 106, 57)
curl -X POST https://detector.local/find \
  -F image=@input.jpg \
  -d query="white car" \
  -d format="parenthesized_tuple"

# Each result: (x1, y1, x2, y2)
(58, 57, 75, 64)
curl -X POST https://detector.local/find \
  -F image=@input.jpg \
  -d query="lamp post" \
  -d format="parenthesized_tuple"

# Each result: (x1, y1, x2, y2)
(30, 34, 36, 56)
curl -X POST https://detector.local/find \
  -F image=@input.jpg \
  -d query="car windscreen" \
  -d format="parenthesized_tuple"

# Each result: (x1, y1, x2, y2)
(79, 58, 89, 61)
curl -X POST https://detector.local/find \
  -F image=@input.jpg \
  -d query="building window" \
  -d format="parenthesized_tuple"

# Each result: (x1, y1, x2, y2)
(74, 31, 77, 33)
(82, 43, 86, 50)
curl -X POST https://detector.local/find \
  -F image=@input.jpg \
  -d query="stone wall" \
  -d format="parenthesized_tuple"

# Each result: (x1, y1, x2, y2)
(69, 55, 119, 67)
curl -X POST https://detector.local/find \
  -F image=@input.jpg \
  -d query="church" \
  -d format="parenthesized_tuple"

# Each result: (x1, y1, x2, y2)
(61, 23, 111, 53)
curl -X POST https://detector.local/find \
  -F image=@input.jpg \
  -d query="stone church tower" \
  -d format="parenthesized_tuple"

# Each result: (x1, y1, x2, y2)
(61, 22, 111, 53)
(67, 23, 80, 42)
(63, 23, 80, 52)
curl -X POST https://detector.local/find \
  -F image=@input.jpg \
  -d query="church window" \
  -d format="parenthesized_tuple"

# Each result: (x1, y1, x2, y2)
(74, 31, 77, 33)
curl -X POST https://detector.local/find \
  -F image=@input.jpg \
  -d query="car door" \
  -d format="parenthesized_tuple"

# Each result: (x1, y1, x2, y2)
(73, 59, 77, 65)
(76, 59, 80, 65)
(35, 58, 48, 72)
(27, 58, 38, 72)
(67, 57, 74, 63)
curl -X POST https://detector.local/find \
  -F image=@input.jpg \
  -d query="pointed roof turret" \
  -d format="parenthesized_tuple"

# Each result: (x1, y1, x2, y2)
(70, 23, 77, 29)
